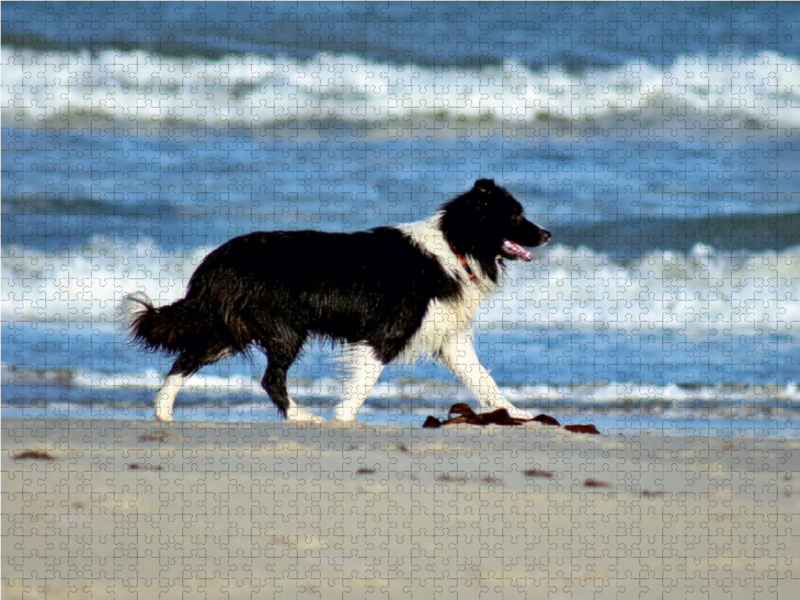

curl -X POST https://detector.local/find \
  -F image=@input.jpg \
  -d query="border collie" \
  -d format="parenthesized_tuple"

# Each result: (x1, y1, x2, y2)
(122, 179, 550, 423)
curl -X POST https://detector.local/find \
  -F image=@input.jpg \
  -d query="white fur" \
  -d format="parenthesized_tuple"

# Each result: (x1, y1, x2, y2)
(155, 371, 324, 423)
(333, 343, 385, 422)
(286, 397, 325, 423)
(438, 330, 533, 419)
(154, 374, 187, 422)
(394, 214, 489, 360)
(396, 213, 503, 295)
(395, 215, 533, 419)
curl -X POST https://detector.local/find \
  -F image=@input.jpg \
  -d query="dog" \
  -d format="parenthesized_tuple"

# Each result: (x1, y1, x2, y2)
(122, 179, 550, 423)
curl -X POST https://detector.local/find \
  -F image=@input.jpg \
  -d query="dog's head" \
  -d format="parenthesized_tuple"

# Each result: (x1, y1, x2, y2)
(440, 179, 550, 283)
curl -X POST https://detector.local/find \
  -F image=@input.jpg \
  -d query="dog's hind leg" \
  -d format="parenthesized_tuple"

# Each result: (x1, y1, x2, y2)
(438, 330, 534, 420)
(154, 347, 235, 422)
(154, 371, 189, 422)
(333, 343, 386, 422)
(261, 334, 324, 423)
(154, 353, 208, 422)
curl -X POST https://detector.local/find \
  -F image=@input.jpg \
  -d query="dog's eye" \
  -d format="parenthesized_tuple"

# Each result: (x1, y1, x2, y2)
(511, 214, 523, 224)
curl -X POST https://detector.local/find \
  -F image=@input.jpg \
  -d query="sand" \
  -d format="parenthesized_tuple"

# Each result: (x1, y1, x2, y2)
(3, 416, 799, 599)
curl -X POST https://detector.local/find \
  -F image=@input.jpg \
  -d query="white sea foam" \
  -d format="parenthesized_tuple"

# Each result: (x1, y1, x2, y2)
(493, 243, 800, 332)
(6, 364, 799, 410)
(4, 236, 800, 333)
(1, 236, 208, 326)
(4, 48, 799, 130)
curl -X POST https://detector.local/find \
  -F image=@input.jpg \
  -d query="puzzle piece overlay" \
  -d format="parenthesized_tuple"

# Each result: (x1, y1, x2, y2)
(3, 3, 800, 599)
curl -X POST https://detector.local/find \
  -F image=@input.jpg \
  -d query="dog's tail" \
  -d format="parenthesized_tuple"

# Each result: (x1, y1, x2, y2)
(120, 292, 213, 354)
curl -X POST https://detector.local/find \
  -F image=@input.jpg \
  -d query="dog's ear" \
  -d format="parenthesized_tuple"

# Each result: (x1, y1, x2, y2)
(475, 178, 496, 194)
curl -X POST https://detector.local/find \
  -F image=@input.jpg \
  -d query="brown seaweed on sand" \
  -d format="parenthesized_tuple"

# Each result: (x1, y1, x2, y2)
(128, 463, 163, 471)
(531, 414, 560, 427)
(422, 416, 443, 428)
(138, 431, 170, 443)
(640, 490, 663, 498)
(421, 404, 601, 435)
(436, 473, 468, 482)
(564, 424, 601, 435)
(445, 403, 530, 426)
(523, 469, 554, 479)
(13, 450, 56, 461)
(583, 479, 612, 488)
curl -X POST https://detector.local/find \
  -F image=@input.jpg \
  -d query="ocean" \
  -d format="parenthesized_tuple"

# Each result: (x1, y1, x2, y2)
(3, 1, 800, 437)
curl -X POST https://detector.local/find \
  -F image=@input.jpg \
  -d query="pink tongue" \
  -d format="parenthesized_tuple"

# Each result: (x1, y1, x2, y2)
(502, 240, 533, 261)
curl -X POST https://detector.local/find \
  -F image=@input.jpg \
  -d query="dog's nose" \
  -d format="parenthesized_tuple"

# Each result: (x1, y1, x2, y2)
(541, 229, 551, 243)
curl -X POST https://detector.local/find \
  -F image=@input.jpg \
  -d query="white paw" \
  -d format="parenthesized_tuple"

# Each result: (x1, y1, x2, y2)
(333, 405, 360, 422)
(333, 414, 356, 423)
(286, 406, 326, 424)
(155, 411, 173, 423)
(504, 407, 535, 420)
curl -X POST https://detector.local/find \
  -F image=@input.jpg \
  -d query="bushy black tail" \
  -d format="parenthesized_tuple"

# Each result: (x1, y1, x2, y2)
(120, 292, 214, 355)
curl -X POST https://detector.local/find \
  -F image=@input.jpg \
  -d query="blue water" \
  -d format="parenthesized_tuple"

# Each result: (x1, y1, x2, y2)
(3, 2, 800, 437)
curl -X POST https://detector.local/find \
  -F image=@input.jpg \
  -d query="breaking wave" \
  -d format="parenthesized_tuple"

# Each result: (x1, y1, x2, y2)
(4, 48, 799, 130)
(4, 236, 800, 333)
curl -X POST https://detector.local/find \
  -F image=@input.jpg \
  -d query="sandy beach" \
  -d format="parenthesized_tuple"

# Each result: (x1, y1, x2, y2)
(2, 416, 799, 599)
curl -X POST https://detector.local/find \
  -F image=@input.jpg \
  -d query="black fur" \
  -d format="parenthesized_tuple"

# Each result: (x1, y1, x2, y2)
(126, 179, 550, 418)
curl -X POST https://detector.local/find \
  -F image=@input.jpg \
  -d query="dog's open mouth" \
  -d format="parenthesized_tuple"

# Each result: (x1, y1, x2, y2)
(501, 240, 534, 261)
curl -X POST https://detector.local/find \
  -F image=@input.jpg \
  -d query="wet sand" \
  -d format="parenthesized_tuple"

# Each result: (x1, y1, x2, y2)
(3, 417, 799, 599)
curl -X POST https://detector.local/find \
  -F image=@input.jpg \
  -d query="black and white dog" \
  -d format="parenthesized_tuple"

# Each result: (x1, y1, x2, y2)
(122, 179, 550, 423)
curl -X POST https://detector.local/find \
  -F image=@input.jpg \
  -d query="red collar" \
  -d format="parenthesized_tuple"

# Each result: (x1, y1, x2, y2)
(443, 231, 478, 284)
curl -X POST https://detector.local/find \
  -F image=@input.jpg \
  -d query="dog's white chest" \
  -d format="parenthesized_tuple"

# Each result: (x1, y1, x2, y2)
(405, 289, 483, 359)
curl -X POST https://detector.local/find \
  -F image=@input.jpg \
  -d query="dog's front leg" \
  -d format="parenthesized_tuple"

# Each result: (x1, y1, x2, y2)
(438, 330, 533, 419)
